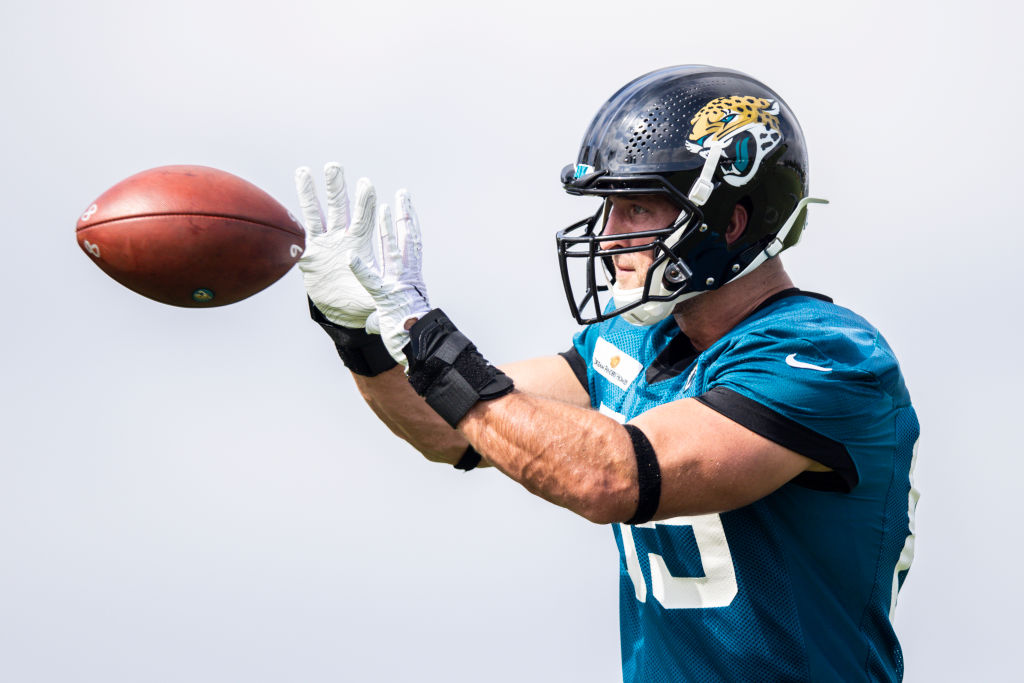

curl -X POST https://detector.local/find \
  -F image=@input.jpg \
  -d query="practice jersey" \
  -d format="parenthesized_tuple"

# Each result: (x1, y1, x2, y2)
(564, 290, 919, 682)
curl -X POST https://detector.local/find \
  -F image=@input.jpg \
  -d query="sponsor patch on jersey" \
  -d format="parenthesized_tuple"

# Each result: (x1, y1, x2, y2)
(593, 337, 642, 390)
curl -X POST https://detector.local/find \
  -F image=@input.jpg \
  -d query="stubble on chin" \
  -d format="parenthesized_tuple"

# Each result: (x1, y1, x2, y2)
(613, 255, 655, 290)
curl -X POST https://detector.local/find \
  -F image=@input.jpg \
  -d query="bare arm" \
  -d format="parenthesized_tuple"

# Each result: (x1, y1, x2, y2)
(458, 391, 818, 523)
(498, 356, 590, 407)
(352, 366, 466, 464)
(352, 355, 590, 465)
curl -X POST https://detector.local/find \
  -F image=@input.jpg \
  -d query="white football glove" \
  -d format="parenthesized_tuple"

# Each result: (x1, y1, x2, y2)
(294, 163, 379, 330)
(349, 190, 432, 366)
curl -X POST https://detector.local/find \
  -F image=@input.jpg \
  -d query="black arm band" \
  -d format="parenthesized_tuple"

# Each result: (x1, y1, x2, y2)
(454, 445, 483, 471)
(308, 298, 398, 377)
(623, 424, 661, 525)
(404, 309, 515, 428)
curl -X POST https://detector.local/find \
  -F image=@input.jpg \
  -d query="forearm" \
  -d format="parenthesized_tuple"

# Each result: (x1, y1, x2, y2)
(352, 366, 470, 465)
(348, 350, 590, 468)
(307, 297, 473, 465)
(459, 391, 637, 523)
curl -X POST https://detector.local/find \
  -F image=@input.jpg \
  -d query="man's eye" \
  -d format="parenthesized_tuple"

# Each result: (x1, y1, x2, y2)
(631, 205, 650, 216)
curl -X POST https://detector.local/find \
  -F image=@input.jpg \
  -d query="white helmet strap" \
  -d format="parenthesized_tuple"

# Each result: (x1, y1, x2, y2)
(687, 140, 726, 206)
(731, 196, 830, 284)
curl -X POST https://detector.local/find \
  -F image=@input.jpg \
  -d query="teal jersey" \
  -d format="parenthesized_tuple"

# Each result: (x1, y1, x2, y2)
(566, 291, 919, 682)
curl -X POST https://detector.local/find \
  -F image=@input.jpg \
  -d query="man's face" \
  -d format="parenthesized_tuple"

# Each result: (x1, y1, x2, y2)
(600, 194, 681, 290)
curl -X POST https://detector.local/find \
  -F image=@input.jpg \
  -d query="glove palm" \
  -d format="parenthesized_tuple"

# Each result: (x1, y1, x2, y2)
(294, 163, 379, 329)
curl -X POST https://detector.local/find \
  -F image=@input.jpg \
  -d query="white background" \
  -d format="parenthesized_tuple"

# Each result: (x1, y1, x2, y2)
(1, 1, 1020, 681)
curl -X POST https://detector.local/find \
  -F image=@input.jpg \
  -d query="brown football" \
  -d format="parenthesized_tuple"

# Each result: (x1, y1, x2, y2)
(76, 165, 305, 307)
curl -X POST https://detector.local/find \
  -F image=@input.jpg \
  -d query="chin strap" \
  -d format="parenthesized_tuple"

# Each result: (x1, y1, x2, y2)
(613, 195, 829, 322)
(743, 196, 830, 274)
(612, 286, 679, 327)
(688, 141, 827, 262)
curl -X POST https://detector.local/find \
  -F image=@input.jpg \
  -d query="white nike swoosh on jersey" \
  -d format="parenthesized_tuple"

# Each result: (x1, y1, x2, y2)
(785, 353, 832, 372)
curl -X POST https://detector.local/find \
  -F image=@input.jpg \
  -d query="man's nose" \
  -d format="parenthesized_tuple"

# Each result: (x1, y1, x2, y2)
(601, 204, 632, 251)
(603, 203, 626, 236)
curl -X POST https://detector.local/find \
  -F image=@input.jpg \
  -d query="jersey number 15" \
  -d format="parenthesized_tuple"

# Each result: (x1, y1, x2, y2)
(620, 514, 738, 609)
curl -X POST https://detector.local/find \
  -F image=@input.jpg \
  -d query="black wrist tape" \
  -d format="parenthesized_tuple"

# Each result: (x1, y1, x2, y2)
(308, 298, 397, 377)
(454, 445, 483, 471)
(404, 309, 514, 428)
(623, 424, 661, 525)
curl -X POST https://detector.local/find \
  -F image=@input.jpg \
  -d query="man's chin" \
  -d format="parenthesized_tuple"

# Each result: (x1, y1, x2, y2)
(614, 272, 641, 290)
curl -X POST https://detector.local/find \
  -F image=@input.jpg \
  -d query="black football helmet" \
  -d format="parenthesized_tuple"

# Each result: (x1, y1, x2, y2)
(557, 65, 827, 325)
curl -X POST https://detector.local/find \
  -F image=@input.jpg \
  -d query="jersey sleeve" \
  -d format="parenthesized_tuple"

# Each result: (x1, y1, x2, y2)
(700, 330, 896, 491)
(557, 324, 602, 407)
(558, 346, 589, 391)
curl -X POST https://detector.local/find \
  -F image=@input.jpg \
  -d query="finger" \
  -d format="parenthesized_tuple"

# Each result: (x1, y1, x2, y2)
(323, 162, 350, 233)
(349, 177, 377, 241)
(349, 254, 383, 292)
(394, 189, 422, 264)
(365, 310, 380, 336)
(377, 203, 401, 280)
(294, 166, 325, 236)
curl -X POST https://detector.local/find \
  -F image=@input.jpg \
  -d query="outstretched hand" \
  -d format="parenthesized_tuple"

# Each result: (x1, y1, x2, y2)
(294, 163, 379, 330)
(349, 190, 432, 366)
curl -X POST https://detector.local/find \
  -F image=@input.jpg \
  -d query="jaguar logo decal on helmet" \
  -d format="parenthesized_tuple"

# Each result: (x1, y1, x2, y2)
(684, 96, 783, 187)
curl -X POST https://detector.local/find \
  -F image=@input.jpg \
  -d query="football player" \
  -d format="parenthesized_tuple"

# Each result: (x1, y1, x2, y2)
(295, 65, 919, 682)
